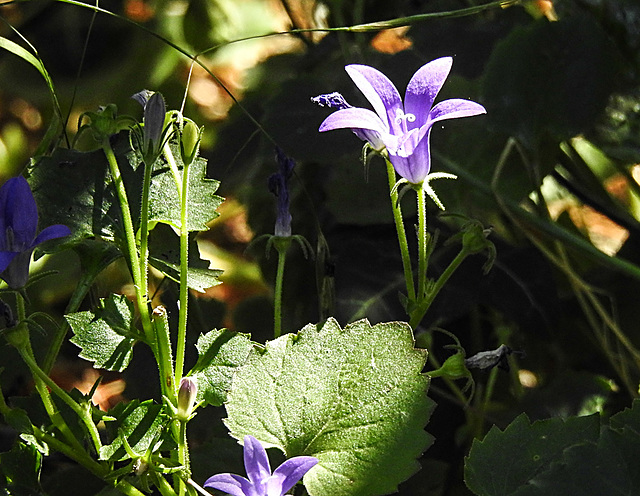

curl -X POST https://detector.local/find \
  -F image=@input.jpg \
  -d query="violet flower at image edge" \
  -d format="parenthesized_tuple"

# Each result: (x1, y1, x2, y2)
(0, 176, 71, 289)
(204, 435, 318, 496)
(314, 56, 486, 185)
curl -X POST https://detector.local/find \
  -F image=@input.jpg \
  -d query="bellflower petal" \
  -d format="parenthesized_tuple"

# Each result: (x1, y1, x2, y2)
(345, 64, 403, 134)
(428, 98, 487, 125)
(0, 175, 38, 247)
(244, 435, 272, 484)
(404, 57, 453, 128)
(204, 435, 318, 496)
(205, 474, 255, 496)
(315, 57, 485, 185)
(270, 457, 319, 495)
(0, 176, 71, 289)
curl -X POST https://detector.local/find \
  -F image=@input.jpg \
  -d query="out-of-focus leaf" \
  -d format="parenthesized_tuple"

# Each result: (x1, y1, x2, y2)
(464, 413, 600, 496)
(0, 442, 43, 495)
(482, 16, 619, 148)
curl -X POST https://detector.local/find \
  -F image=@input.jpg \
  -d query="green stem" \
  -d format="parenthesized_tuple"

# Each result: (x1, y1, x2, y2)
(273, 240, 289, 339)
(152, 307, 176, 403)
(32, 425, 107, 478)
(152, 472, 179, 496)
(13, 294, 86, 453)
(409, 247, 470, 329)
(177, 420, 189, 496)
(19, 346, 102, 454)
(416, 186, 428, 301)
(385, 159, 416, 302)
(139, 156, 154, 305)
(174, 145, 191, 384)
(102, 139, 155, 345)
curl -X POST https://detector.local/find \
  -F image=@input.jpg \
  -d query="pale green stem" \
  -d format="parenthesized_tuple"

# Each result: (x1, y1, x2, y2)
(416, 186, 428, 302)
(177, 420, 189, 496)
(409, 247, 470, 329)
(152, 472, 179, 496)
(385, 159, 416, 302)
(102, 140, 154, 345)
(274, 241, 289, 339)
(31, 425, 107, 479)
(174, 145, 191, 384)
(15, 294, 86, 454)
(138, 155, 154, 303)
(19, 345, 102, 454)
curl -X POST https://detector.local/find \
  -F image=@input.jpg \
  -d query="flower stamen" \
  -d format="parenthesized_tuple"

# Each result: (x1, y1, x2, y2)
(395, 109, 416, 125)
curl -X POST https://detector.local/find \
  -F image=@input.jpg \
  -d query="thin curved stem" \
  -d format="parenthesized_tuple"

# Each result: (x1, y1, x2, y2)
(385, 159, 416, 302)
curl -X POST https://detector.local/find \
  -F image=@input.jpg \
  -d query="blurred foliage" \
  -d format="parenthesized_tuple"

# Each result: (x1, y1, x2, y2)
(2, 0, 640, 494)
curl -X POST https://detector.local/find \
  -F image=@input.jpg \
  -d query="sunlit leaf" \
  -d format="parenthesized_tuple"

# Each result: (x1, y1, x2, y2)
(67, 294, 139, 372)
(224, 318, 434, 496)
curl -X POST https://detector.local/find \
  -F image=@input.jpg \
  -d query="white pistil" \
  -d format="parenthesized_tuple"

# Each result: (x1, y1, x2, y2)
(395, 109, 416, 125)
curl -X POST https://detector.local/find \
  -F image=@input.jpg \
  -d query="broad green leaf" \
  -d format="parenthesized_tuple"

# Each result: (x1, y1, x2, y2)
(150, 256, 223, 293)
(144, 141, 224, 232)
(99, 400, 167, 461)
(149, 224, 223, 292)
(189, 329, 254, 407)
(524, 428, 640, 496)
(29, 145, 121, 247)
(224, 318, 434, 496)
(464, 413, 600, 496)
(67, 294, 139, 372)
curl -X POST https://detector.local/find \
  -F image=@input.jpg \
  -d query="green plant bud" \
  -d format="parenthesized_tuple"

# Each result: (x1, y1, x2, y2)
(429, 353, 469, 380)
(462, 222, 490, 254)
(180, 119, 201, 165)
(177, 376, 198, 420)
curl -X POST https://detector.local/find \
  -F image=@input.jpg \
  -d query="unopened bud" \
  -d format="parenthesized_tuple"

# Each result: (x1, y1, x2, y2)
(180, 119, 201, 165)
(177, 376, 198, 420)
(429, 353, 469, 380)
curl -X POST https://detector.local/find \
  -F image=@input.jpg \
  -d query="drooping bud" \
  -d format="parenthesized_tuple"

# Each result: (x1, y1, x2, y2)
(177, 376, 198, 420)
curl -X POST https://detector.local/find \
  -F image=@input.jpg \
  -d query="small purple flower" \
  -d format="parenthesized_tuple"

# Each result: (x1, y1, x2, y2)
(0, 176, 71, 289)
(204, 435, 318, 496)
(316, 57, 486, 185)
(268, 149, 295, 238)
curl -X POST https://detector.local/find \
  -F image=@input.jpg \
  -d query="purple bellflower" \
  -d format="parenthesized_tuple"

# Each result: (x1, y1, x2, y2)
(204, 435, 318, 496)
(0, 176, 71, 289)
(315, 57, 486, 185)
(268, 148, 295, 238)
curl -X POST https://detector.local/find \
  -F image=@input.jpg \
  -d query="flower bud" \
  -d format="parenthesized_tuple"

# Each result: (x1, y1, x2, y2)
(180, 119, 201, 165)
(429, 353, 469, 380)
(177, 376, 198, 420)
(143, 92, 166, 158)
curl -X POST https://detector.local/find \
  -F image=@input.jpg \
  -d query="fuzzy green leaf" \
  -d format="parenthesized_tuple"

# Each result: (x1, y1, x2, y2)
(144, 141, 224, 232)
(67, 294, 139, 372)
(99, 400, 167, 461)
(189, 329, 254, 407)
(224, 318, 434, 496)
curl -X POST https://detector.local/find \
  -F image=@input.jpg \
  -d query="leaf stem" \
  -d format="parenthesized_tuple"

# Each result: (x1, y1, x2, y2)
(173, 143, 190, 384)
(18, 344, 102, 454)
(102, 139, 154, 345)
(410, 247, 470, 329)
(385, 159, 416, 302)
